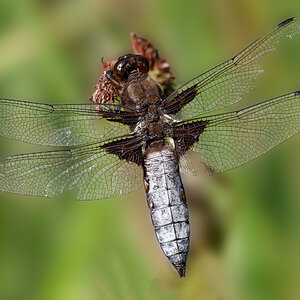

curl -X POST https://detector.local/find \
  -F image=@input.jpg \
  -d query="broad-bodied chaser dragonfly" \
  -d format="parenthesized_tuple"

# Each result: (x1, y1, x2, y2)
(0, 18, 299, 277)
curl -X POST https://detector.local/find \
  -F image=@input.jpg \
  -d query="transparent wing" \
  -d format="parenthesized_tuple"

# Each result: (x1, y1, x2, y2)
(164, 17, 300, 118)
(0, 135, 143, 200)
(180, 91, 300, 174)
(0, 98, 134, 146)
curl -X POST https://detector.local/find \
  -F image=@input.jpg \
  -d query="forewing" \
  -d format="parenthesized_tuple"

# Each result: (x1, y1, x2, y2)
(0, 135, 143, 199)
(0, 98, 134, 146)
(179, 91, 300, 174)
(163, 17, 300, 117)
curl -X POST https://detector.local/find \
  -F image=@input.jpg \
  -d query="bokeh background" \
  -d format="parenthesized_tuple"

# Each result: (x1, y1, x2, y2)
(0, 0, 300, 299)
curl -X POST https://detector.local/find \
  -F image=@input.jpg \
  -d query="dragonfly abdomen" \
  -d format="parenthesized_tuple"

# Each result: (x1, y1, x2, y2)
(143, 141, 190, 277)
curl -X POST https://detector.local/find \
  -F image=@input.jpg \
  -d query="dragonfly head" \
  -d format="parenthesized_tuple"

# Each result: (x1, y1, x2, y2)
(113, 53, 149, 81)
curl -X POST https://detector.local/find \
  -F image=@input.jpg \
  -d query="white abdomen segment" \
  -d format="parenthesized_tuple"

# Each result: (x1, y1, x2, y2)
(143, 143, 189, 277)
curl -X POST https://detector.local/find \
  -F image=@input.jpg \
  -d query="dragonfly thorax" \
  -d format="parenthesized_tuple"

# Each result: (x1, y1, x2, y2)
(122, 73, 163, 109)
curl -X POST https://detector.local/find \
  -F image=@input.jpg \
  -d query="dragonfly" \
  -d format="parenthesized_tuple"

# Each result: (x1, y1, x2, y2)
(0, 17, 300, 277)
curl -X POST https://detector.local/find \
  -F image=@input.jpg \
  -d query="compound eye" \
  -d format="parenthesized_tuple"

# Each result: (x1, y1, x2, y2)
(113, 54, 149, 80)
(134, 55, 149, 74)
(113, 58, 127, 80)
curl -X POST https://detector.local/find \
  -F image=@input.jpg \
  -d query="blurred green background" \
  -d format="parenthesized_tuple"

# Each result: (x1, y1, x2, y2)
(0, 0, 300, 299)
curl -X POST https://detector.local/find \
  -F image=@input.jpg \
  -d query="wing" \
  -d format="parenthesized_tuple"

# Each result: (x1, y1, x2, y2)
(174, 90, 300, 174)
(0, 134, 144, 199)
(0, 98, 139, 146)
(163, 17, 300, 118)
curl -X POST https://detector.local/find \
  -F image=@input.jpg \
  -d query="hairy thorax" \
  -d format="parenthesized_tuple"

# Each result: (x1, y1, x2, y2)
(121, 73, 163, 108)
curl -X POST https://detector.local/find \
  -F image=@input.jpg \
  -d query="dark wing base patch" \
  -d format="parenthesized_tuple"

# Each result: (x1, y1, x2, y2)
(163, 85, 198, 115)
(173, 120, 210, 155)
(101, 135, 143, 165)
